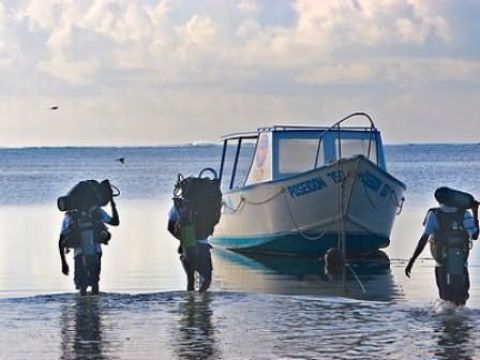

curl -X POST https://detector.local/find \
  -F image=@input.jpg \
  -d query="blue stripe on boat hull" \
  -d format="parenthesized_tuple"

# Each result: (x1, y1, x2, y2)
(210, 233, 389, 257)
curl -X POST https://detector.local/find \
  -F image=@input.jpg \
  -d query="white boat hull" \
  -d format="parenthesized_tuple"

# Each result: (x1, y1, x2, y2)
(210, 156, 406, 256)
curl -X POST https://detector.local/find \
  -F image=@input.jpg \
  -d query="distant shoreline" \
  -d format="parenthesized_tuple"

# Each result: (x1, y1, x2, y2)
(1, 142, 479, 150)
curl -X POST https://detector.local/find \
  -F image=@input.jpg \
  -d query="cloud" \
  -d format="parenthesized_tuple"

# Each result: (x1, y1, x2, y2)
(296, 62, 376, 85)
(395, 7, 451, 44)
(237, 0, 259, 13)
(82, 1, 153, 44)
(0, 0, 479, 145)
(39, 21, 99, 84)
(0, 3, 22, 68)
(6, 0, 461, 85)
(180, 15, 216, 46)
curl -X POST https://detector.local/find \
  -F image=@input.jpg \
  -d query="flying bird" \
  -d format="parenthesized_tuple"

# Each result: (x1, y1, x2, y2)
(50, 106, 58, 110)
(116, 157, 125, 164)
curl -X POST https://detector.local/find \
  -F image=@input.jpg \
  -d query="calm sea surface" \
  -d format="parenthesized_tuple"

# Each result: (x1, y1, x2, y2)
(1, 144, 480, 359)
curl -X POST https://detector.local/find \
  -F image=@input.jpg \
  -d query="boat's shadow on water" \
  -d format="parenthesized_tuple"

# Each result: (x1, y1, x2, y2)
(211, 247, 401, 301)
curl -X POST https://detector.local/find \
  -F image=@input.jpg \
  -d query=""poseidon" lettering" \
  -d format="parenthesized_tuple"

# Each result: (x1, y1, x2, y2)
(287, 177, 327, 198)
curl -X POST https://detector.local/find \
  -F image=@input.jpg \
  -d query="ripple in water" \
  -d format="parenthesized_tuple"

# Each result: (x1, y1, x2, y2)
(1, 292, 480, 359)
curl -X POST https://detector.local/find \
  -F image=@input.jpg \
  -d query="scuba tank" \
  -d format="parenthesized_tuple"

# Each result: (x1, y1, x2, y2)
(430, 208, 470, 304)
(172, 167, 222, 244)
(62, 209, 111, 250)
(78, 217, 97, 256)
(58, 179, 118, 248)
(174, 198, 197, 249)
(434, 187, 476, 209)
(180, 223, 197, 249)
(58, 179, 116, 212)
(430, 209, 469, 269)
(61, 212, 81, 248)
(430, 209, 470, 288)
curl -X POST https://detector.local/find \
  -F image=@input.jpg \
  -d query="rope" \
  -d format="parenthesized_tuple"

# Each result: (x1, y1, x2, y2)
(243, 188, 285, 205)
(361, 179, 404, 214)
(345, 263, 366, 294)
(336, 128, 347, 256)
(361, 180, 392, 211)
(222, 188, 285, 214)
(222, 198, 245, 213)
(223, 186, 330, 241)
(281, 191, 330, 241)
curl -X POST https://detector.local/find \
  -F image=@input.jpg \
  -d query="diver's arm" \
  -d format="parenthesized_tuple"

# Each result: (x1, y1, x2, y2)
(472, 202, 479, 240)
(58, 235, 69, 275)
(167, 204, 182, 240)
(167, 220, 176, 237)
(108, 199, 120, 226)
(405, 233, 429, 278)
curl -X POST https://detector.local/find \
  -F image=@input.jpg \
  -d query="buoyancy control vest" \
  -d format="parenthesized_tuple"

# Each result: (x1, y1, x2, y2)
(172, 168, 222, 244)
(61, 209, 111, 252)
(429, 208, 470, 274)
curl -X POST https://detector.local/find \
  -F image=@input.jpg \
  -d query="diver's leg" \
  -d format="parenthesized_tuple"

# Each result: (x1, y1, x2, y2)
(74, 255, 88, 296)
(196, 243, 212, 292)
(83, 254, 100, 293)
(456, 266, 470, 306)
(91, 254, 101, 295)
(181, 246, 197, 291)
(435, 266, 449, 302)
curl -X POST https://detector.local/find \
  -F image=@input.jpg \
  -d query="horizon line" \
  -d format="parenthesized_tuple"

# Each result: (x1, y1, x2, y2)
(0, 141, 480, 150)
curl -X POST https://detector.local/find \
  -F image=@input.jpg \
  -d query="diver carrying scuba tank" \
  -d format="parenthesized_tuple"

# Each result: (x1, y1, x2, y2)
(405, 187, 479, 306)
(58, 179, 120, 296)
(167, 168, 222, 292)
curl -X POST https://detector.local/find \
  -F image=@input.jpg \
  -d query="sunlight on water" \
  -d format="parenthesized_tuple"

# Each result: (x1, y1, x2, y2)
(1, 292, 480, 359)
(1, 145, 480, 359)
(0, 200, 186, 297)
(3, 200, 479, 305)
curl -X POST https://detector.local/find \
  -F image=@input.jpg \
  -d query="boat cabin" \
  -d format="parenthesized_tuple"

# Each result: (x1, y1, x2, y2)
(219, 116, 386, 191)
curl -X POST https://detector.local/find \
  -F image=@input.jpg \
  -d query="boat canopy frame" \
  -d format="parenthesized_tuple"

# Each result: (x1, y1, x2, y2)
(219, 112, 384, 191)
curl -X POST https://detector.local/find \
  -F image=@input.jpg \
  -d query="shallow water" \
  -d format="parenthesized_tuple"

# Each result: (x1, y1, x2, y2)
(1, 201, 480, 359)
(1, 145, 480, 359)
(2, 292, 480, 359)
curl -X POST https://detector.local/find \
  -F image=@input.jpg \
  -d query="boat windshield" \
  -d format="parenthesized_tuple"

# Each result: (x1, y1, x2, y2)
(274, 130, 381, 180)
(219, 121, 385, 190)
(277, 138, 322, 176)
(334, 138, 377, 164)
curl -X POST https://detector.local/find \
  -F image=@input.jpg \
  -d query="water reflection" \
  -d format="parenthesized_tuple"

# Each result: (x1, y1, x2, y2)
(60, 297, 108, 360)
(174, 292, 219, 360)
(212, 249, 400, 301)
(434, 314, 476, 360)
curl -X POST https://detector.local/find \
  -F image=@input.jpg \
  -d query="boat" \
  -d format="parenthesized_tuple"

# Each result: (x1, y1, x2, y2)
(209, 112, 406, 256)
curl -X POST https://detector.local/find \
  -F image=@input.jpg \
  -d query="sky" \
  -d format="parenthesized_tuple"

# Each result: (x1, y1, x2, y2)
(0, 0, 479, 146)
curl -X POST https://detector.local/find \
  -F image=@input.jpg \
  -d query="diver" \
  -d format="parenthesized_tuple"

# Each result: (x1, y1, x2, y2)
(168, 198, 213, 292)
(58, 180, 120, 296)
(405, 187, 479, 306)
(168, 198, 198, 291)
(168, 170, 222, 292)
